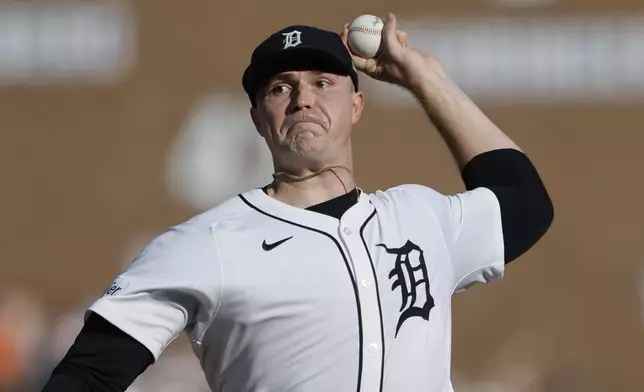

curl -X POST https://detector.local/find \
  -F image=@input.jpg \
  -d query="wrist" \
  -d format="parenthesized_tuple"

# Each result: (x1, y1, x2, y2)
(409, 70, 453, 101)
(403, 56, 450, 95)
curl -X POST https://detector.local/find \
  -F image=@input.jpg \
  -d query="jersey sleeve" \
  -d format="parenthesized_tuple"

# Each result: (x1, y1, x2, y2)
(400, 184, 505, 294)
(87, 224, 222, 360)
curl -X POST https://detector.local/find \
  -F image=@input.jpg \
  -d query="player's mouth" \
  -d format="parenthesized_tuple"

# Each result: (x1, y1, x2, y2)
(284, 112, 328, 131)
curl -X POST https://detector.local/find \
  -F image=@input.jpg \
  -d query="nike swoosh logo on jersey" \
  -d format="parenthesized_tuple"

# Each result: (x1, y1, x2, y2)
(262, 236, 293, 251)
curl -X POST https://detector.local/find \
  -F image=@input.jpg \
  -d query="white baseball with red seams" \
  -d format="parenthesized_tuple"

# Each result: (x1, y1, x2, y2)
(347, 15, 384, 59)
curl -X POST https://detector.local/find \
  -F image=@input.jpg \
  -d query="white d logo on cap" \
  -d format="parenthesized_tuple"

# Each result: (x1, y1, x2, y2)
(282, 30, 302, 49)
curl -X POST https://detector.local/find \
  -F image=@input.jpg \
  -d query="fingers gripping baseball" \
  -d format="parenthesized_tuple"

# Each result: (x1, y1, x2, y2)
(344, 13, 410, 82)
(341, 14, 407, 76)
(343, 12, 442, 89)
(339, 23, 372, 72)
(381, 13, 400, 55)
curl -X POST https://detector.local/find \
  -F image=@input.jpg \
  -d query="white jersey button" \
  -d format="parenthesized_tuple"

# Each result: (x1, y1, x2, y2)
(361, 279, 370, 288)
(368, 343, 379, 353)
(343, 227, 352, 235)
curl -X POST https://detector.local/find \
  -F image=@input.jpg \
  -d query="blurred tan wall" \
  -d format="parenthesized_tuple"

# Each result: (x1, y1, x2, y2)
(1, 0, 643, 390)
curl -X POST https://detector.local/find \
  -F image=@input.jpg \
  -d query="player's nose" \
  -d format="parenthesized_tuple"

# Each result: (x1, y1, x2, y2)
(288, 82, 315, 113)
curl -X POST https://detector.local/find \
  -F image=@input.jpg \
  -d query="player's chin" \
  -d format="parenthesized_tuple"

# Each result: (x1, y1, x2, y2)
(287, 133, 327, 157)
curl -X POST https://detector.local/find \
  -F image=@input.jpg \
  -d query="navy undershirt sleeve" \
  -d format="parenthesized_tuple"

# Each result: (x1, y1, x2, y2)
(460, 148, 554, 263)
(40, 312, 154, 392)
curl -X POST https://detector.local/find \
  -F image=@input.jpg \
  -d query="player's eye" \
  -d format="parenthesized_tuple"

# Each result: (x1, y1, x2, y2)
(316, 78, 332, 88)
(269, 83, 291, 95)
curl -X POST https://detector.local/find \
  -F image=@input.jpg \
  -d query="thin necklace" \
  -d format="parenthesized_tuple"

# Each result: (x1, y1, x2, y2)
(271, 165, 356, 195)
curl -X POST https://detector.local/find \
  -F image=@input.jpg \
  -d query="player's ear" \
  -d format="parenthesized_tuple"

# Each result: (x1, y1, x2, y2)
(351, 89, 365, 125)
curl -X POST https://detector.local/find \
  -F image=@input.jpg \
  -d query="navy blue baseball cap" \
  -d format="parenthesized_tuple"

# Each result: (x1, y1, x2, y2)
(242, 25, 359, 106)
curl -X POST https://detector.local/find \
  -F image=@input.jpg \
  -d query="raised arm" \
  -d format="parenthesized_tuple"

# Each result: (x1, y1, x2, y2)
(344, 13, 554, 279)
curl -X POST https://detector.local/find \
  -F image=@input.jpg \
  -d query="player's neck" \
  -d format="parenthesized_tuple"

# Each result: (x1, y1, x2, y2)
(267, 166, 357, 209)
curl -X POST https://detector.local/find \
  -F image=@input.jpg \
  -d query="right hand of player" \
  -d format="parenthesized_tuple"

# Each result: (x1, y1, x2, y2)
(340, 13, 448, 93)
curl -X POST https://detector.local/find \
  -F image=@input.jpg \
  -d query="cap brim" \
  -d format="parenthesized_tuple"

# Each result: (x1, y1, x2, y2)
(243, 46, 353, 101)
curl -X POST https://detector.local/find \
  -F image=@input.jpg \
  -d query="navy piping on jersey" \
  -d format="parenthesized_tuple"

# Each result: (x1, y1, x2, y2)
(360, 209, 385, 392)
(238, 193, 365, 392)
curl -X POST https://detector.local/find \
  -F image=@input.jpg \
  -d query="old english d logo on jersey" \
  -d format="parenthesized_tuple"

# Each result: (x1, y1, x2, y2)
(377, 240, 435, 337)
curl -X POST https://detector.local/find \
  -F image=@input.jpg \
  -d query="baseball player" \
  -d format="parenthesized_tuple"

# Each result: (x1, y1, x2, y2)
(41, 13, 553, 392)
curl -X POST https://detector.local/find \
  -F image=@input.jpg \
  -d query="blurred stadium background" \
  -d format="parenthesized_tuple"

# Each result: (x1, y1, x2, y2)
(1, 0, 644, 391)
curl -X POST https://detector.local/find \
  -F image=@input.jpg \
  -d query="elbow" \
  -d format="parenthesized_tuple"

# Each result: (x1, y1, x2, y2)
(460, 148, 555, 263)
(527, 185, 555, 248)
(500, 183, 555, 264)
(541, 187, 555, 236)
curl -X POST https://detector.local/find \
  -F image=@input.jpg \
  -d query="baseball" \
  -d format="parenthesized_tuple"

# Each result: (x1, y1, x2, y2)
(347, 14, 384, 59)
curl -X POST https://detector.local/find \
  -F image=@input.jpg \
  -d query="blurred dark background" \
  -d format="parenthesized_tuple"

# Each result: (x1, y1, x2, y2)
(1, 1, 643, 391)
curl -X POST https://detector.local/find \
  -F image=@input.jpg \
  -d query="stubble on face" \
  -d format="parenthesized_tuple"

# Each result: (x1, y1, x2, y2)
(283, 115, 330, 157)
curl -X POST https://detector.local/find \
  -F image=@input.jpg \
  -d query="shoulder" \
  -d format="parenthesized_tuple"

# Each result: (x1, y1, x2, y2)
(367, 184, 449, 211)
(134, 193, 253, 266)
(368, 184, 498, 209)
(366, 184, 500, 233)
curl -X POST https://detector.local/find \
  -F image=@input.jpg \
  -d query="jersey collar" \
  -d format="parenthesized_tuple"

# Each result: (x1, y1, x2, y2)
(240, 187, 374, 234)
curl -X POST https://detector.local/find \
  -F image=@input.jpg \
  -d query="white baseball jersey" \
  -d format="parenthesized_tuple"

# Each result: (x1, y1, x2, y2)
(89, 184, 505, 392)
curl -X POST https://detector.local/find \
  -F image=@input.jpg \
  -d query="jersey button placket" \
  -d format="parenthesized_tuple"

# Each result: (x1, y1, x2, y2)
(339, 218, 383, 391)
